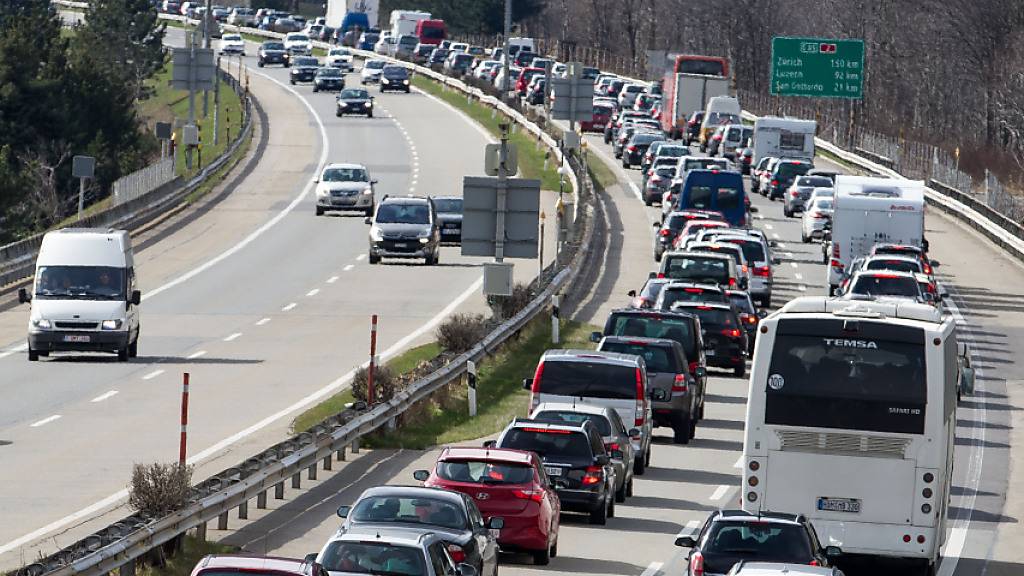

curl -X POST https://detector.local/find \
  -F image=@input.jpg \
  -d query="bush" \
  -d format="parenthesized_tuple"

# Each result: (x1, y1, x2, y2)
(351, 364, 398, 404)
(128, 462, 193, 518)
(436, 313, 489, 354)
(489, 283, 534, 320)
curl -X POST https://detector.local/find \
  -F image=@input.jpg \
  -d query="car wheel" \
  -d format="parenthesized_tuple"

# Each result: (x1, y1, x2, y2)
(405, 88, 410, 93)
(367, 111, 373, 118)
(633, 454, 646, 476)
(607, 494, 615, 518)
(28, 347, 39, 361)
(626, 476, 634, 497)
(802, 230, 810, 243)
(365, 206, 374, 217)
(550, 538, 557, 558)
(128, 336, 139, 358)
(335, 110, 342, 117)
(644, 196, 652, 206)
(532, 545, 550, 566)
(615, 477, 627, 502)
(312, 85, 318, 92)
(315, 206, 324, 216)
(588, 499, 608, 525)
(673, 414, 691, 445)
(117, 347, 129, 362)
(368, 253, 380, 264)
(290, 78, 295, 85)
(257, 60, 264, 67)
(622, 159, 629, 168)
(697, 400, 705, 420)
(734, 363, 746, 378)
(654, 250, 662, 262)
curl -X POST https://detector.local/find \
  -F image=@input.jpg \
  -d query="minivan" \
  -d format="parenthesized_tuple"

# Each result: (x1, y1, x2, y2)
(659, 250, 742, 289)
(678, 169, 748, 227)
(19, 229, 141, 361)
(524, 350, 656, 475)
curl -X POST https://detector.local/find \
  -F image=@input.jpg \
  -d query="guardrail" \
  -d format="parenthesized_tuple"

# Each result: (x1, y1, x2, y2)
(10, 23, 594, 576)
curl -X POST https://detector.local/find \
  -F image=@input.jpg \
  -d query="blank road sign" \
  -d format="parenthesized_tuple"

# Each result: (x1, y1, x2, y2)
(72, 155, 96, 179)
(461, 176, 541, 259)
(171, 47, 216, 91)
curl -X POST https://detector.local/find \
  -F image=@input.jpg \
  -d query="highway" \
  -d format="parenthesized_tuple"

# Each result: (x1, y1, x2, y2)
(0, 28, 559, 567)
(2, 17, 1023, 576)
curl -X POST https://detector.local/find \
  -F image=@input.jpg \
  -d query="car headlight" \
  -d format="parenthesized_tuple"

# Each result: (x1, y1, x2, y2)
(419, 237, 430, 244)
(382, 78, 390, 84)
(370, 227, 383, 241)
(102, 319, 124, 330)
(316, 187, 329, 197)
(32, 318, 52, 330)
(366, 101, 372, 107)
(403, 79, 409, 85)
(338, 101, 348, 107)
(362, 188, 373, 195)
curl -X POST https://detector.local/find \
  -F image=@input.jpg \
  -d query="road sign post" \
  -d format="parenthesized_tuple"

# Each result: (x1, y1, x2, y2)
(72, 155, 95, 220)
(550, 62, 594, 126)
(770, 37, 865, 99)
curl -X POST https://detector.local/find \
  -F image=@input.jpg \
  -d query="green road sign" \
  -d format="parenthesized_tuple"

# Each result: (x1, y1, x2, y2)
(770, 37, 864, 99)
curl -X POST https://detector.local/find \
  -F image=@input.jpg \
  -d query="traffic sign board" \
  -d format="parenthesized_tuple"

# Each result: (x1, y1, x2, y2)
(770, 37, 864, 99)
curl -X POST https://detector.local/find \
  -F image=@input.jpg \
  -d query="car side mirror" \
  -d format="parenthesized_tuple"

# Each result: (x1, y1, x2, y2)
(749, 206, 759, 213)
(130, 290, 141, 306)
(371, 179, 379, 185)
(771, 257, 781, 265)
(487, 516, 504, 529)
(675, 536, 696, 548)
(652, 221, 661, 228)
(304, 553, 318, 564)
(739, 277, 748, 290)
(594, 454, 610, 466)
(457, 563, 479, 576)
(364, 216, 372, 225)
(694, 367, 706, 379)
(336, 505, 351, 518)
(648, 271, 657, 279)
(757, 309, 768, 319)
(769, 240, 779, 247)
(482, 439, 497, 448)
(18, 288, 30, 304)
(413, 469, 430, 482)
(939, 291, 948, 300)
(923, 292, 935, 303)
(610, 449, 624, 460)
(522, 378, 533, 390)
(930, 259, 941, 268)
(590, 331, 603, 343)
(824, 546, 842, 558)
(649, 388, 669, 402)
(627, 290, 637, 297)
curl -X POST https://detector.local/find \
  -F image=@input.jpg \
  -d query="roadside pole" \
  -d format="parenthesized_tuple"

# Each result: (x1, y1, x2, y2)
(179, 373, 190, 465)
(187, 30, 197, 170)
(495, 124, 509, 262)
(368, 315, 378, 404)
(213, 56, 221, 146)
(551, 295, 560, 343)
(501, 0, 511, 101)
(466, 361, 477, 417)
(202, 0, 212, 117)
(538, 210, 545, 282)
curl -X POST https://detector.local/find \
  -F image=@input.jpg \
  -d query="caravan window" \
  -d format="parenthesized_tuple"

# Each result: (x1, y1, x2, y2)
(779, 131, 806, 151)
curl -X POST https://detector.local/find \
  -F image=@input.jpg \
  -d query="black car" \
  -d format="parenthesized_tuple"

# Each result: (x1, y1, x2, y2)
(427, 48, 450, 70)
(725, 289, 763, 352)
(676, 510, 840, 576)
(289, 56, 319, 84)
(489, 418, 617, 525)
(380, 65, 411, 93)
(257, 41, 288, 67)
(594, 308, 707, 419)
(335, 88, 374, 117)
(767, 158, 814, 200)
(670, 302, 747, 377)
(312, 67, 344, 92)
(432, 196, 462, 245)
(367, 196, 440, 265)
(332, 485, 501, 576)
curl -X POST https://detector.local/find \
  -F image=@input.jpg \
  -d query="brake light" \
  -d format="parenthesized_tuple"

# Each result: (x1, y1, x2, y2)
(657, 272, 665, 279)
(605, 442, 620, 452)
(713, 134, 722, 141)
(530, 361, 543, 410)
(722, 328, 742, 338)
(660, 229, 671, 237)
(809, 560, 820, 567)
(830, 259, 845, 271)
(728, 277, 736, 287)
(684, 288, 703, 293)
(690, 551, 704, 576)
(634, 367, 645, 427)
(754, 266, 770, 277)
(873, 273, 901, 279)
(791, 191, 799, 197)
(447, 544, 466, 563)
(689, 361, 699, 375)
(582, 465, 603, 485)
(672, 373, 688, 393)
(627, 145, 637, 152)
(512, 489, 544, 502)
(923, 263, 933, 275)
(742, 314, 757, 325)
(520, 427, 572, 434)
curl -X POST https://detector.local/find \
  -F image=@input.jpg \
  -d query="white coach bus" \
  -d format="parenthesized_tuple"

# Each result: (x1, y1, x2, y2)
(742, 297, 957, 573)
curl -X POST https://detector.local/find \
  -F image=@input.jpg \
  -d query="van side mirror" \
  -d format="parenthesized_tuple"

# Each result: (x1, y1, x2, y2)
(18, 288, 30, 304)
(675, 536, 696, 548)
(769, 240, 779, 248)
(522, 378, 533, 390)
(371, 179, 379, 185)
(482, 439, 496, 448)
(627, 290, 637, 297)
(594, 454, 610, 466)
(771, 257, 781, 265)
(413, 469, 430, 482)
(130, 290, 141, 305)
(757, 309, 768, 319)
(304, 553, 319, 564)
(652, 221, 661, 228)
(336, 505, 351, 518)
(590, 331, 603, 343)
(749, 205, 759, 213)
(930, 259, 941, 268)
(694, 367, 706, 379)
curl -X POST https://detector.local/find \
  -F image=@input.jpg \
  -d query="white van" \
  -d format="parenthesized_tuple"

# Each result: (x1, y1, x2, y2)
(18, 229, 141, 362)
(699, 95, 741, 151)
(752, 116, 817, 164)
(524, 349, 656, 475)
(506, 37, 535, 57)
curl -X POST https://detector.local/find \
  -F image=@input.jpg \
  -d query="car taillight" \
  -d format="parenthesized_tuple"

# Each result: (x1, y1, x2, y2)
(689, 361, 699, 375)
(713, 134, 722, 141)
(512, 489, 545, 502)
(582, 465, 604, 485)
(657, 272, 665, 278)
(605, 442, 620, 452)
(754, 266, 770, 277)
(741, 313, 757, 325)
(728, 277, 736, 287)
(722, 328, 742, 338)
(660, 229, 671, 237)
(690, 551, 704, 576)
(809, 560, 820, 567)
(447, 544, 466, 563)
(923, 263, 933, 275)
(634, 367, 645, 427)
(627, 145, 637, 152)
(771, 180, 779, 187)
(791, 191, 799, 197)
(530, 361, 544, 410)
(672, 373, 687, 393)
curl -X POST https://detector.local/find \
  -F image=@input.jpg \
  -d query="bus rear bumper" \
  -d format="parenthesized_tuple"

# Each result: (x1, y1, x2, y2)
(811, 518, 938, 560)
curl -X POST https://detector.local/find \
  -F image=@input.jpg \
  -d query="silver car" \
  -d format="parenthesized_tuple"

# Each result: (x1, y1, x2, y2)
(784, 175, 834, 217)
(696, 232, 779, 307)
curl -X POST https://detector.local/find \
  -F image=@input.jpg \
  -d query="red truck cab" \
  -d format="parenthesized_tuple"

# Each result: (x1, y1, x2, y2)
(416, 19, 446, 45)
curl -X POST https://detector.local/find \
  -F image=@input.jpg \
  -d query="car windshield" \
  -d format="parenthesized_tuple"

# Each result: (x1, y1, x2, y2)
(340, 89, 369, 99)
(383, 67, 409, 78)
(437, 460, 534, 484)
(532, 411, 613, 435)
(777, 162, 812, 179)
(537, 359, 638, 399)
(729, 294, 755, 314)
(366, 60, 386, 69)
(322, 167, 367, 182)
(500, 428, 592, 459)
(657, 146, 688, 158)
(704, 522, 813, 560)
(263, 42, 284, 50)
(654, 167, 675, 179)
(35, 266, 126, 300)
(293, 57, 317, 66)
(222, 34, 241, 41)
(797, 176, 833, 188)
(599, 341, 677, 373)
(664, 256, 729, 283)
(433, 199, 462, 213)
(864, 259, 921, 274)
(718, 237, 766, 263)
(286, 34, 309, 42)
(350, 495, 466, 529)
(811, 199, 834, 210)
(631, 134, 661, 145)
(659, 287, 727, 309)
(319, 541, 427, 576)
(376, 203, 430, 224)
(317, 68, 341, 77)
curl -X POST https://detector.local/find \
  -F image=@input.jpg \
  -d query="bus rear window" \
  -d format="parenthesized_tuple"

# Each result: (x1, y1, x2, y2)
(765, 333, 926, 434)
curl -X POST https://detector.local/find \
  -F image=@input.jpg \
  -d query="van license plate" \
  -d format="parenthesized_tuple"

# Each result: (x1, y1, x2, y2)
(63, 335, 90, 343)
(392, 242, 407, 248)
(817, 497, 861, 513)
(544, 466, 562, 477)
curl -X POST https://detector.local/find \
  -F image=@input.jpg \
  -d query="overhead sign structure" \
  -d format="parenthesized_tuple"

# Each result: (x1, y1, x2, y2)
(550, 62, 594, 123)
(171, 47, 216, 92)
(461, 176, 541, 259)
(770, 37, 864, 99)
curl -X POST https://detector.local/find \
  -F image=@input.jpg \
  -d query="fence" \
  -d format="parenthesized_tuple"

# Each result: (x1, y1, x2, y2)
(112, 157, 175, 206)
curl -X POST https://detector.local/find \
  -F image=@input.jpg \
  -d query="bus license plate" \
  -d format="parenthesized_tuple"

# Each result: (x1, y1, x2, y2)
(63, 335, 90, 343)
(817, 497, 861, 513)
(544, 466, 562, 477)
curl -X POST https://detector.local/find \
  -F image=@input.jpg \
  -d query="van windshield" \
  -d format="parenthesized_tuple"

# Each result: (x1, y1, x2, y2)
(35, 266, 126, 300)
(539, 360, 637, 399)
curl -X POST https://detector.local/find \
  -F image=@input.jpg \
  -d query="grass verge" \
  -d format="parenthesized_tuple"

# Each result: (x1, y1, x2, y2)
(411, 75, 562, 191)
(137, 535, 236, 576)
(366, 320, 598, 450)
(587, 150, 618, 190)
(290, 341, 442, 434)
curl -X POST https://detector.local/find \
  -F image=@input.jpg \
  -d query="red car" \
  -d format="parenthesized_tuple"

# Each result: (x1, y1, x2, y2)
(581, 103, 613, 132)
(515, 67, 545, 95)
(416, 447, 561, 565)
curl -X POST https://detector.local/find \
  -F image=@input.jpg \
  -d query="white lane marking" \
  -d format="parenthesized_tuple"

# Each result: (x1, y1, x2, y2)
(784, 251, 795, 257)
(798, 285, 807, 292)
(790, 262, 799, 268)
(0, 343, 28, 359)
(187, 350, 207, 359)
(710, 485, 730, 501)
(255, 317, 272, 326)
(326, 276, 339, 284)
(628, 181, 643, 201)
(306, 288, 320, 297)
(794, 273, 803, 280)
(223, 333, 242, 342)
(764, 224, 774, 230)
(640, 561, 663, 576)
(680, 520, 701, 536)
(733, 456, 744, 469)
(356, 254, 367, 261)
(90, 391, 119, 403)
(777, 242, 788, 249)
(30, 415, 61, 428)
(772, 232, 780, 239)
(282, 302, 297, 311)
(754, 214, 764, 220)
(142, 70, 330, 303)
(142, 369, 165, 380)
(343, 264, 354, 272)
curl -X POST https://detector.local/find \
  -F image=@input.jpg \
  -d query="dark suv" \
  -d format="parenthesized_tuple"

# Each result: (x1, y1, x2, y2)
(257, 41, 288, 67)
(593, 308, 707, 419)
(597, 336, 702, 444)
(675, 510, 840, 576)
(380, 65, 411, 93)
(670, 302, 747, 377)
(289, 56, 320, 84)
(367, 196, 440, 265)
(767, 158, 813, 200)
(489, 418, 617, 525)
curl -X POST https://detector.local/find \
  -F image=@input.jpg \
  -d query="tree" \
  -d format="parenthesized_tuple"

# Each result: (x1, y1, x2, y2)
(72, 0, 166, 101)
